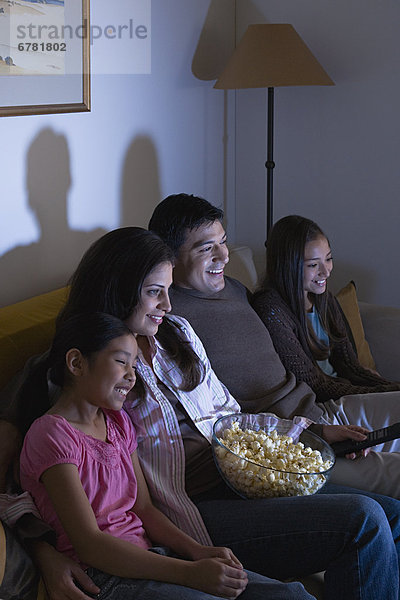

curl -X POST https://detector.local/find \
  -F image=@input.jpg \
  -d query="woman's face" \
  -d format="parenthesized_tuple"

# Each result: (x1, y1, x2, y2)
(125, 262, 173, 336)
(303, 236, 333, 303)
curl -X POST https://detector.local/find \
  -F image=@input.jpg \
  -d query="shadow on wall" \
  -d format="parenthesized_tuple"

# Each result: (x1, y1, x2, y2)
(0, 128, 106, 308)
(191, 0, 235, 231)
(191, 0, 235, 82)
(121, 135, 161, 228)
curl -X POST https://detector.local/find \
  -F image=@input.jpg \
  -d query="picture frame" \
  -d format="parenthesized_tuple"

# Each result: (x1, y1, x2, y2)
(0, 0, 90, 117)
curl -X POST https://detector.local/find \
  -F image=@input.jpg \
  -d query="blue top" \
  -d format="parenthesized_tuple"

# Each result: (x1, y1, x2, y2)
(307, 309, 337, 377)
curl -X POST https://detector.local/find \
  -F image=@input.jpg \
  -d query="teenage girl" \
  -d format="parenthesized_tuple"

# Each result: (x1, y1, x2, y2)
(19, 312, 313, 600)
(252, 214, 400, 402)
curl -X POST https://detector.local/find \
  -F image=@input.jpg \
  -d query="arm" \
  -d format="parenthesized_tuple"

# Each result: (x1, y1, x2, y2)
(131, 452, 240, 564)
(41, 457, 247, 598)
(253, 291, 398, 402)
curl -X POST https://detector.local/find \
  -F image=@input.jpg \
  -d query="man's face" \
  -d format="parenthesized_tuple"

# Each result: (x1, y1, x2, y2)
(173, 220, 229, 294)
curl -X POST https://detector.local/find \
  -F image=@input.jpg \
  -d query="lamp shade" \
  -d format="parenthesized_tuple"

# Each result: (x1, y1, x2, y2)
(214, 24, 334, 89)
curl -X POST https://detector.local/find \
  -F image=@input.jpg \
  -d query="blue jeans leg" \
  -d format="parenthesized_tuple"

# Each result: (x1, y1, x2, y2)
(87, 561, 315, 600)
(321, 482, 400, 564)
(194, 484, 399, 600)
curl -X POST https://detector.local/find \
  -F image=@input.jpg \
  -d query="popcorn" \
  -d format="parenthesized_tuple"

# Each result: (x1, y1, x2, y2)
(214, 420, 334, 498)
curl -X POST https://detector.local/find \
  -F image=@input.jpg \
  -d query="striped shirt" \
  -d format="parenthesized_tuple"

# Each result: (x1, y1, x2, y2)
(124, 315, 311, 544)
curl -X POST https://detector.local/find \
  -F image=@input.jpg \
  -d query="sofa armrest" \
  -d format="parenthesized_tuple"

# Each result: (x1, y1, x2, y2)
(359, 301, 400, 381)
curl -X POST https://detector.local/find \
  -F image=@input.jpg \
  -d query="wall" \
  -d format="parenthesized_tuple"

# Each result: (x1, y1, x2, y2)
(0, 0, 235, 307)
(235, 0, 400, 307)
(3, 0, 399, 309)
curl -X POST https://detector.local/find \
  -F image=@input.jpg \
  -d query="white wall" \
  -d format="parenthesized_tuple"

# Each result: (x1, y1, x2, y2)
(0, 0, 235, 306)
(235, 0, 400, 308)
(3, 0, 399, 309)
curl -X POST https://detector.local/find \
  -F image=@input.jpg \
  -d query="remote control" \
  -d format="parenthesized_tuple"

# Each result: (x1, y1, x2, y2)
(331, 422, 400, 457)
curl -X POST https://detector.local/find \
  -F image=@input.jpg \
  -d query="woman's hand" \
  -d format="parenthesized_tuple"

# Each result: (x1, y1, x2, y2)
(322, 424, 370, 459)
(187, 557, 248, 599)
(32, 541, 100, 600)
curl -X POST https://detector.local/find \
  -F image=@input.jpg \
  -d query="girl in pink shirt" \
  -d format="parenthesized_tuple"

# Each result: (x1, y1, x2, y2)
(20, 312, 309, 600)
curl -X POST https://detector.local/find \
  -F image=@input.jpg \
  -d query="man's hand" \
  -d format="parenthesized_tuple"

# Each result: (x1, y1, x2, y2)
(32, 542, 100, 600)
(322, 424, 371, 459)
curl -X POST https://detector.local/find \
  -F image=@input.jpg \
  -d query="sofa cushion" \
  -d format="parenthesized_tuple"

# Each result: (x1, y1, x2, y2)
(359, 301, 400, 381)
(0, 287, 68, 390)
(336, 281, 376, 370)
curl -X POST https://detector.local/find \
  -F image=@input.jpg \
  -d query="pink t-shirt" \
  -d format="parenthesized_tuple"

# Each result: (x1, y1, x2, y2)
(20, 409, 151, 564)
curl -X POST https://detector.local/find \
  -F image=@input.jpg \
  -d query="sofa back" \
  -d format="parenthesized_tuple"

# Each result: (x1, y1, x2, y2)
(0, 288, 68, 390)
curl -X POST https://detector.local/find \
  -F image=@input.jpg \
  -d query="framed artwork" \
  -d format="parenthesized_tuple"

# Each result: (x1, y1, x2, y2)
(0, 0, 90, 116)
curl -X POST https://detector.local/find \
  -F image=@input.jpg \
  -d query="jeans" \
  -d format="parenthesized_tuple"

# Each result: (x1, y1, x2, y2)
(87, 547, 315, 600)
(193, 482, 399, 600)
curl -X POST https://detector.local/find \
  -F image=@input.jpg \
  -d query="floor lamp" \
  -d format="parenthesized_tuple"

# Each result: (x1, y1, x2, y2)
(214, 24, 334, 239)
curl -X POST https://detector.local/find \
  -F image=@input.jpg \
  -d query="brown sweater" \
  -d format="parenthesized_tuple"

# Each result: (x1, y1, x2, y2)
(169, 277, 323, 422)
(251, 287, 400, 402)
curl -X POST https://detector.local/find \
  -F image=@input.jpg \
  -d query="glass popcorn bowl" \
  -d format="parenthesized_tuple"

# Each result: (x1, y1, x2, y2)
(212, 413, 335, 499)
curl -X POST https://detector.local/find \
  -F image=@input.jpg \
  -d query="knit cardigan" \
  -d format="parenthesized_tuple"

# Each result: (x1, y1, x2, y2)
(251, 287, 400, 403)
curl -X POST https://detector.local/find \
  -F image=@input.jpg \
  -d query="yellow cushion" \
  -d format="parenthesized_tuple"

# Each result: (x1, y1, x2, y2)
(336, 281, 376, 370)
(0, 287, 68, 390)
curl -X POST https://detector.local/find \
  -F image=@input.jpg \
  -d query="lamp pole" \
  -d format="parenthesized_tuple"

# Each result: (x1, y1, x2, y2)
(265, 86, 275, 239)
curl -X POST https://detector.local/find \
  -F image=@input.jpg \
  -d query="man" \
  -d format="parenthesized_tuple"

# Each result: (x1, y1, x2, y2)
(149, 193, 400, 498)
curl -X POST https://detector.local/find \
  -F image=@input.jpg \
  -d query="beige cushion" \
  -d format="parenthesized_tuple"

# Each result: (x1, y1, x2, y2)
(336, 281, 376, 370)
(225, 245, 258, 291)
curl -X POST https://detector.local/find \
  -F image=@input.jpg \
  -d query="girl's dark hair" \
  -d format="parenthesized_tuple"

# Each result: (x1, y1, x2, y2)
(260, 215, 343, 359)
(58, 227, 203, 392)
(16, 313, 134, 435)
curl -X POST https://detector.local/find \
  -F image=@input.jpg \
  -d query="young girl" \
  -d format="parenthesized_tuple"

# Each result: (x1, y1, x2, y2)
(252, 215, 400, 403)
(20, 312, 301, 600)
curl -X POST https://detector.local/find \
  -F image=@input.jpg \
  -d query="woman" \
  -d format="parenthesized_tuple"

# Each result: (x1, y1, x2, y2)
(8, 227, 400, 600)
(251, 215, 400, 403)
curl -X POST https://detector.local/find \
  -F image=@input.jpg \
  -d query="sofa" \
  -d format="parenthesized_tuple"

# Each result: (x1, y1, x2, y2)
(0, 247, 399, 599)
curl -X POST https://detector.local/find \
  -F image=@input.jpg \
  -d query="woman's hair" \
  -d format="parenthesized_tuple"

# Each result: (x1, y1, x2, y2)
(260, 215, 343, 359)
(16, 313, 133, 435)
(58, 227, 175, 324)
(58, 227, 203, 392)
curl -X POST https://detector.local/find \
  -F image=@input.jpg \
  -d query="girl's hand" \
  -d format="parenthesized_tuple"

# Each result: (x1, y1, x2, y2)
(188, 544, 243, 568)
(187, 557, 248, 599)
(322, 424, 371, 459)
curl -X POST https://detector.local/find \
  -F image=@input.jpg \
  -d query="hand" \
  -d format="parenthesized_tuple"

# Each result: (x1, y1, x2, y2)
(33, 543, 100, 600)
(322, 424, 371, 459)
(188, 544, 243, 568)
(188, 557, 248, 599)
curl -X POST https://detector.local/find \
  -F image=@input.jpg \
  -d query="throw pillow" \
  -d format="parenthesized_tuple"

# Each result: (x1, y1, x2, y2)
(336, 281, 376, 370)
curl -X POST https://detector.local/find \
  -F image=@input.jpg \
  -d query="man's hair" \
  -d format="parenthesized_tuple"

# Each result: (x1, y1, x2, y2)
(149, 193, 224, 255)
